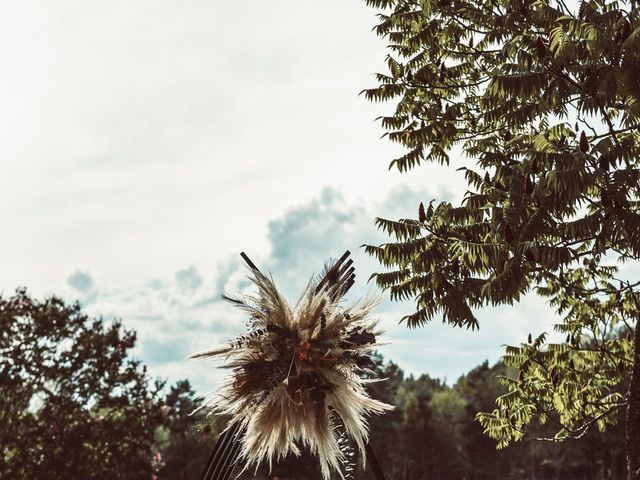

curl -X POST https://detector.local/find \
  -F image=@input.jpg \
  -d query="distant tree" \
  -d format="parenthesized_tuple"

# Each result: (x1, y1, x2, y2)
(362, 0, 640, 478)
(455, 361, 516, 479)
(365, 354, 406, 478)
(428, 388, 469, 478)
(0, 288, 164, 479)
(154, 380, 215, 479)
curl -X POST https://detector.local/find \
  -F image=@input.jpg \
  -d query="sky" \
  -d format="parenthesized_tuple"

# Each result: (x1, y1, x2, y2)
(0, 0, 559, 395)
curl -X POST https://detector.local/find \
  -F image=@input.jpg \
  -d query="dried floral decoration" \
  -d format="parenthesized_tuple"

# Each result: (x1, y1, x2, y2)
(192, 252, 392, 480)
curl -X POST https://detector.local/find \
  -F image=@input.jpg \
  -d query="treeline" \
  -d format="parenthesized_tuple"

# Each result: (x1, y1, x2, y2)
(365, 356, 625, 480)
(0, 289, 214, 479)
(250, 355, 625, 480)
(0, 290, 626, 479)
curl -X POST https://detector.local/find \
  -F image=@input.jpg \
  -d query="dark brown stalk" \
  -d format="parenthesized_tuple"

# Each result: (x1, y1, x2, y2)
(365, 443, 387, 480)
(200, 422, 241, 480)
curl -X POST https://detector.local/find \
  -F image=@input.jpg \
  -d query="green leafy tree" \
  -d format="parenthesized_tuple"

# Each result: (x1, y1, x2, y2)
(365, 354, 406, 478)
(0, 288, 164, 479)
(154, 380, 216, 479)
(455, 361, 517, 479)
(361, 0, 640, 477)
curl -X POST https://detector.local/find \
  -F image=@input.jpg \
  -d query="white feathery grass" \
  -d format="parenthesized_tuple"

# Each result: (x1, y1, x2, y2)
(192, 261, 393, 480)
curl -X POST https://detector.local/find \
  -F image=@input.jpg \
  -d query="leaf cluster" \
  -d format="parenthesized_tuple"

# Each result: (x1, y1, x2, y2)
(363, 0, 640, 447)
(0, 288, 165, 479)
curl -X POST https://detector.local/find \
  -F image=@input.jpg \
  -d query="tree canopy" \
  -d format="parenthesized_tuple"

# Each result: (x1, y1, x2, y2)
(0, 288, 211, 479)
(242, 354, 626, 479)
(361, 0, 640, 478)
(1, 287, 625, 479)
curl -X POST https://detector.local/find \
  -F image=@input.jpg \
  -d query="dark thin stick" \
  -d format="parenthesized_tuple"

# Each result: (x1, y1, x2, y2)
(323, 260, 354, 300)
(365, 443, 387, 480)
(316, 250, 351, 294)
(206, 424, 242, 480)
(335, 250, 351, 267)
(343, 277, 355, 294)
(200, 423, 241, 480)
(337, 259, 354, 277)
(240, 252, 260, 273)
(199, 438, 220, 480)
(200, 424, 236, 480)
(340, 267, 355, 282)
(219, 439, 243, 480)
(331, 262, 355, 299)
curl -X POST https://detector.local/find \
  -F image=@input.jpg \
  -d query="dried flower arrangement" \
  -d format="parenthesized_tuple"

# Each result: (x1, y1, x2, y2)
(193, 251, 392, 480)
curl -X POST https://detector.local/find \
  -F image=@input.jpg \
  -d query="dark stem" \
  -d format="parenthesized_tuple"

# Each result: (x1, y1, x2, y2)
(315, 250, 351, 295)
(366, 443, 388, 480)
(240, 252, 261, 273)
(200, 422, 242, 480)
(627, 317, 640, 480)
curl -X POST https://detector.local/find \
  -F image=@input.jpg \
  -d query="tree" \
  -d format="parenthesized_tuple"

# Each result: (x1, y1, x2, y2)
(361, 0, 640, 478)
(0, 288, 164, 479)
(455, 361, 516, 479)
(154, 380, 215, 479)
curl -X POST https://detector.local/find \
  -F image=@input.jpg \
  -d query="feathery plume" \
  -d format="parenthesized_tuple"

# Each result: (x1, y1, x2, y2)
(192, 252, 392, 480)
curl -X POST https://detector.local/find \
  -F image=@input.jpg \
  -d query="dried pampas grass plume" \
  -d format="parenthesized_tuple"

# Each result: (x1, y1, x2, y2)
(192, 252, 392, 480)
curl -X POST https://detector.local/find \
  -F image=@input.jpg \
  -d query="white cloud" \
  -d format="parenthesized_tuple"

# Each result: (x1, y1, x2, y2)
(1, 0, 564, 395)
(1, 0, 448, 293)
(58, 187, 560, 394)
(175, 266, 203, 293)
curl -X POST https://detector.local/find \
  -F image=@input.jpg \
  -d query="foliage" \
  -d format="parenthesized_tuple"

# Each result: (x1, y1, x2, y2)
(0, 288, 202, 479)
(362, 0, 640, 471)
(477, 272, 633, 447)
(154, 380, 216, 479)
(264, 355, 625, 479)
(0, 286, 625, 479)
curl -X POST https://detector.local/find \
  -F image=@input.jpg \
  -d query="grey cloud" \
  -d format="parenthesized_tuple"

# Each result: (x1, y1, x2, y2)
(77, 184, 557, 395)
(67, 270, 94, 292)
(201, 185, 451, 306)
(175, 265, 203, 293)
(142, 335, 190, 364)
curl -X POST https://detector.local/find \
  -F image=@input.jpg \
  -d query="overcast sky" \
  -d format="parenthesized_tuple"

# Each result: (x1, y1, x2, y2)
(0, 1, 558, 395)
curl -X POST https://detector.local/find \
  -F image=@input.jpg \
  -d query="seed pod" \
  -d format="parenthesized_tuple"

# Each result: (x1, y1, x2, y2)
(525, 176, 534, 194)
(535, 36, 546, 59)
(599, 156, 610, 172)
(531, 157, 539, 173)
(580, 131, 589, 153)
(419, 202, 427, 223)
(451, 259, 459, 274)
(504, 225, 514, 243)
(528, 333, 532, 344)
